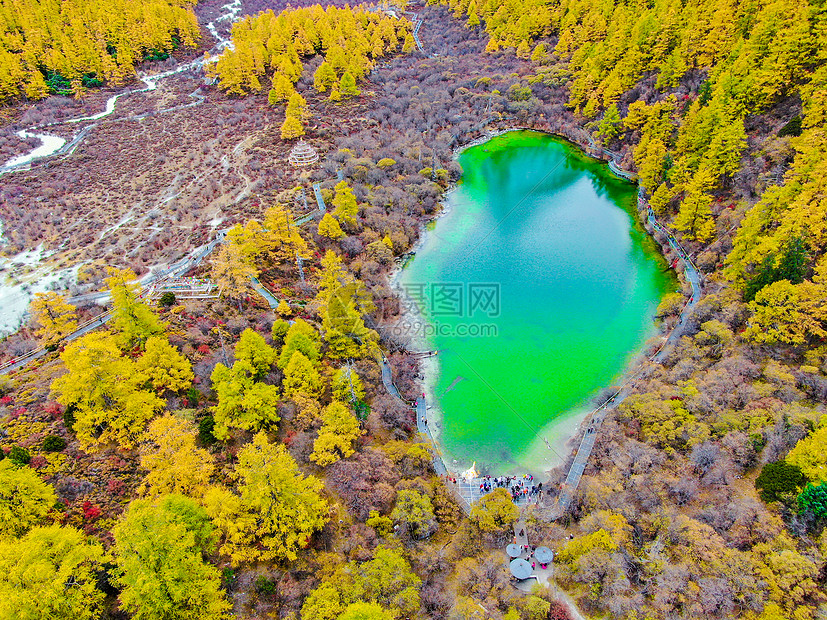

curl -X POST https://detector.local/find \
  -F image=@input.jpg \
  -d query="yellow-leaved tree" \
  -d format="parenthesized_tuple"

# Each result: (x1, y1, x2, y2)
(322, 286, 379, 359)
(212, 239, 258, 308)
(286, 92, 311, 123)
(282, 350, 324, 399)
(314, 61, 337, 93)
(268, 73, 295, 104)
(744, 280, 827, 345)
(673, 165, 716, 242)
(752, 534, 821, 615)
(281, 113, 305, 140)
(277, 299, 292, 317)
(331, 366, 366, 403)
(318, 212, 345, 239)
(29, 292, 77, 347)
(261, 203, 312, 267)
(139, 414, 215, 496)
(315, 250, 351, 309)
(210, 360, 281, 440)
(203, 433, 329, 565)
(310, 401, 364, 466)
(234, 328, 277, 379)
(135, 336, 194, 393)
(106, 268, 166, 349)
(278, 319, 321, 369)
(339, 602, 395, 620)
(786, 421, 827, 484)
(52, 332, 164, 450)
(0, 0, 200, 104)
(0, 524, 106, 620)
(313, 250, 378, 359)
(300, 547, 421, 619)
(332, 180, 359, 228)
(469, 488, 518, 532)
(0, 460, 56, 539)
(114, 495, 230, 620)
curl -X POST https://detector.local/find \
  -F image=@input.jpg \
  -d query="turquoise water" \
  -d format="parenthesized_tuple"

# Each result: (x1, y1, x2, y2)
(398, 131, 671, 475)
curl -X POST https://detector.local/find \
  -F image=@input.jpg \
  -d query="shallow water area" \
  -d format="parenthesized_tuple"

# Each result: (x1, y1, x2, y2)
(399, 130, 672, 475)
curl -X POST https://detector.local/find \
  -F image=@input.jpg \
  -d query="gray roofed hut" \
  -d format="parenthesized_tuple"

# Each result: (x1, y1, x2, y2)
(534, 546, 554, 564)
(509, 558, 533, 580)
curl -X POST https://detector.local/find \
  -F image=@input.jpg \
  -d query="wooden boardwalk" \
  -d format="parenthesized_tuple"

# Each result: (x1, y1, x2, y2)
(379, 355, 466, 508)
(0, 228, 232, 375)
(312, 182, 326, 212)
(548, 171, 704, 519)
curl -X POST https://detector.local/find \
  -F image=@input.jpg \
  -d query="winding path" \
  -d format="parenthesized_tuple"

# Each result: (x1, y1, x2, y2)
(1, 174, 334, 375)
(0, 228, 228, 375)
(0, 2, 253, 337)
(250, 276, 280, 309)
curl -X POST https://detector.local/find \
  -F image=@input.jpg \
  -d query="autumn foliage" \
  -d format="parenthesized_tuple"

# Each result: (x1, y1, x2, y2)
(0, 0, 199, 102)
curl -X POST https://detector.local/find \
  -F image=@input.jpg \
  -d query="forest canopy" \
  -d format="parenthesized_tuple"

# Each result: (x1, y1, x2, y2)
(4, 0, 827, 617)
(208, 4, 411, 97)
(0, 0, 200, 101)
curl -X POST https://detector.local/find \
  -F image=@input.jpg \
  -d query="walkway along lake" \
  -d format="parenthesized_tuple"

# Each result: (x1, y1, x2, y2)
(397, 130, 673, 475)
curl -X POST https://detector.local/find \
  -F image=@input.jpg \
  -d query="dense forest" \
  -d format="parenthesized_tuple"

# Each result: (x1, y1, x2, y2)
(209, 4, 412, 137)
(443, 0, 827, 336)
(1, 0, 827, 618)
(210, 4, 413, 96)
(0, 0, 200, 101)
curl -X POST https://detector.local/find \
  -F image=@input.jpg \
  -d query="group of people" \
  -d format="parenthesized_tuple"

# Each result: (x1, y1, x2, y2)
(477, 474, 543, 503)
(443, 472, 545, 506)
(514, 533, 550, 570)
(524, 547, 549, 571)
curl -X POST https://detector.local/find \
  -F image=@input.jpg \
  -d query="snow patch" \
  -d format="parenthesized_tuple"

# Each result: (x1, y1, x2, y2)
(4, 131, 67, 168)
(0, 260, 80, 337)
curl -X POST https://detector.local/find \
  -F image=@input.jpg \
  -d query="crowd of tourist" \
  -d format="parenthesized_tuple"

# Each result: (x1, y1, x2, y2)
(477, 474, 543, 502)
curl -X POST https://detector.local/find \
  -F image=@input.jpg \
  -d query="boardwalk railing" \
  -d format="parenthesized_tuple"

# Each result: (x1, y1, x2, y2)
(412, 18, 424, 52)
(0, 309, 114, 374)
(548, 155, 704, 519)
(379, 353, 475, 513)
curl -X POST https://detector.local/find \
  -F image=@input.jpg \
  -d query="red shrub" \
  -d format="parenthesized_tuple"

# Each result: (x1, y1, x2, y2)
(548, 601, 573, 620)
(43, 401, 63, 419)
(106, 478, 126, 496)
(81, 501, 101, 521)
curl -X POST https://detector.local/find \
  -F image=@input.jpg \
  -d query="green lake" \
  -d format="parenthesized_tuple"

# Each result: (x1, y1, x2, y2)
(398, 130, 672, 475)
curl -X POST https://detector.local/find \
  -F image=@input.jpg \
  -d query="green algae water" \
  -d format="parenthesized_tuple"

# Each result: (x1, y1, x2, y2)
(398, 131, 672, 475)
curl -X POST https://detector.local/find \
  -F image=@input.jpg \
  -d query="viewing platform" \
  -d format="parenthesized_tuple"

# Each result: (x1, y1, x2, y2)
(145, 277, 218, 299)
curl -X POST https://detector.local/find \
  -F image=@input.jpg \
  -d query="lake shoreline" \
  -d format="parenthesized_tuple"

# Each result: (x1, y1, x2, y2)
(391, 127, 669, 480)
